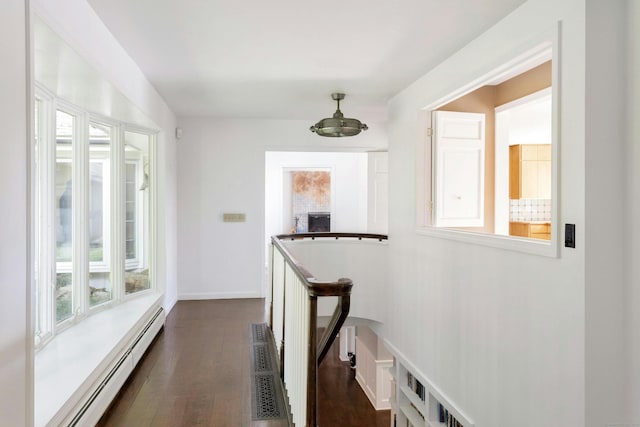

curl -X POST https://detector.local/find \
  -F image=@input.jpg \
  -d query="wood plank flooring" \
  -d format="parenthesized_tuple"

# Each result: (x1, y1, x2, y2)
(317, 332, 391, 427)
(98, 299, 390, 427)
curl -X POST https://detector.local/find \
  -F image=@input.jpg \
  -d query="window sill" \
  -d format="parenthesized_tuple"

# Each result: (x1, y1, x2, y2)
(35, 291, 163, 426)
(415, 226, 559, 258)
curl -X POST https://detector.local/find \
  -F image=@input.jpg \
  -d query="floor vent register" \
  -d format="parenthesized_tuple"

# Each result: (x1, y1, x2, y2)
(249, 323, 291, 426)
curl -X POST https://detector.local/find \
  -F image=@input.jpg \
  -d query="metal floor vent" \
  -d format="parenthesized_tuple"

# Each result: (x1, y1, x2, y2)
(254, 374, 283, 418)
(249, 323, 290, 424)
(253, 344, 273, 372)
(252, 322, 267, 343)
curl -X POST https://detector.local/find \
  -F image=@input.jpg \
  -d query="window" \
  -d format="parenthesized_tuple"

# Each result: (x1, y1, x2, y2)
(34, 88, 156, 348)
(124, 130, 151, 294)
(55, 109, 75, 323)
(417, 40, 559, 257)
(89, 122, 112, 306)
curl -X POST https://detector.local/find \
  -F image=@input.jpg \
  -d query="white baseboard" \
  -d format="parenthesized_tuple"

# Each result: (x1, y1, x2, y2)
(164, 295, 178, 314)
(178, 291, 263, 300)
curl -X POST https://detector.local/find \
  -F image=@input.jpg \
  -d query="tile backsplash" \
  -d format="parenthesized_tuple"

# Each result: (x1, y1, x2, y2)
(510, 199, 551, 222)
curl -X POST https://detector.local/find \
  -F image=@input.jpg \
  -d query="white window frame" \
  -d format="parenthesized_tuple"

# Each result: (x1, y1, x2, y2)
(34, 90, 54, 347)
(52, 100, 86, 332)
(34, 85, 158, 351)
(415, 29, 560, 258)
(87, 117, 116, 311)
(122, 126, 155, 298)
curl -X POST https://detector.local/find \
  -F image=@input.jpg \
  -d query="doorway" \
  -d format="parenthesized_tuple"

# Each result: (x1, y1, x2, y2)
(495, 88, 552, 236)
(264, 151, 369, 295)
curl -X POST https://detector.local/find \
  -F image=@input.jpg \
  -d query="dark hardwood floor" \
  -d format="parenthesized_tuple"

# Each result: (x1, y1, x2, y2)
(317, 332, 391, 427)
(98, 299, 390, 427)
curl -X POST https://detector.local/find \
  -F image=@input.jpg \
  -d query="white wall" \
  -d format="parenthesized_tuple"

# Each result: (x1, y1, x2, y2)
(283, 239, 388, 323)
(627, 0, 640, 421)
(584, 0, 629, 425)
(386, 0, 589, 425)
(177, 117, 386, 300)
(32, 0, 179, 312)
(0, 2, 29, 425)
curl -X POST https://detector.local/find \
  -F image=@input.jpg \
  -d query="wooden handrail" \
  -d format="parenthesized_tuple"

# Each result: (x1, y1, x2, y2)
(271, 235, 354, 360)
(271, 233, 387, 426)
(276, 232, 388, 242)
(271, 235, 355, 297)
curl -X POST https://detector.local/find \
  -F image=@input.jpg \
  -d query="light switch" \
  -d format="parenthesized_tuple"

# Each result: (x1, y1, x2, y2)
(565, 223, 575, 248)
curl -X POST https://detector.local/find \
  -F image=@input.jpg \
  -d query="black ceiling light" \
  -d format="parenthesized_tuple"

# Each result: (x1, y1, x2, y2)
(310, 93, 368, 137)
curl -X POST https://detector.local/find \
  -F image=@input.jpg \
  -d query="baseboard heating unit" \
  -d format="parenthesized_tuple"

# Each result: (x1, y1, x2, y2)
(35, 298, 165, 427)
(67, 308, 165, 426)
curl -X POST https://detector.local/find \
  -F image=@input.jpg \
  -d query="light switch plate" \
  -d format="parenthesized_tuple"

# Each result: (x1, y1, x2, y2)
(565, 223, 575, 248)
(223, 213, 246, 223)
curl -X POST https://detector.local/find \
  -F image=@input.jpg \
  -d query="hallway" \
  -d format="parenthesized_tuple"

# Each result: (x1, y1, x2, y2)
(98, 299, 390, 426)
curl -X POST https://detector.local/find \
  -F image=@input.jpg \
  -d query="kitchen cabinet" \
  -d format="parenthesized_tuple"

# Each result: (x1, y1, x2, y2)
(509, 221, 551, 240)
(509, 144, 551, 199)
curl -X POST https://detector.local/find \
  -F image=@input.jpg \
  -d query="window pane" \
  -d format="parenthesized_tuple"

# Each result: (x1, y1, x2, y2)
(89, 122, 112, 306)
(55, 110, 73, 323)
(89, 162, 104, 262)
(125, 163, 136, 259)
(124, 131, 150, 294)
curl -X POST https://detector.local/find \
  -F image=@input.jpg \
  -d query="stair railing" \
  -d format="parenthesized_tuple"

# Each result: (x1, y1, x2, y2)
(269, 232, 387, 426)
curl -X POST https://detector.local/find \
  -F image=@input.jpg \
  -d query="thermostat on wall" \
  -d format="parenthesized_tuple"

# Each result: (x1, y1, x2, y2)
(223, 213, 246, 222)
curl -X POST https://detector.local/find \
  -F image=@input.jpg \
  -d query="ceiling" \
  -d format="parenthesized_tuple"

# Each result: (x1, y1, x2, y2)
(87, 0, 525, 121)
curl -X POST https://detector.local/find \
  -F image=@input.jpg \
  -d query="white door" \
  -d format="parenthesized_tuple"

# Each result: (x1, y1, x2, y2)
(432, 111, 485, 227)
(367, 152, 388, 234)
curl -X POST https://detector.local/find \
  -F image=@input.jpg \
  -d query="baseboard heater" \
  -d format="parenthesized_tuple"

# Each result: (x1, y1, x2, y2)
(65, 307, 165, 426)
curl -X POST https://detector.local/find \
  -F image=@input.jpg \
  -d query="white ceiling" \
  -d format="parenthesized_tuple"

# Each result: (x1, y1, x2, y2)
(87, 0, 525, 121)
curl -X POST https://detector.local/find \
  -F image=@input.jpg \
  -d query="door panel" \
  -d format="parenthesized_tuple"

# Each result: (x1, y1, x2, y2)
(433, 111, 485, 227)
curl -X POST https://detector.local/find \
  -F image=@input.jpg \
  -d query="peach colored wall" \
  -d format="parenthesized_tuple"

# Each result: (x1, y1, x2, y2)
(495, 61, 552, 106)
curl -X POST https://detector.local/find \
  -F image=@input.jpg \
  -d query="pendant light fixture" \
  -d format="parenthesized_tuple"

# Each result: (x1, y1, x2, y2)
(310, 93, 368, 137)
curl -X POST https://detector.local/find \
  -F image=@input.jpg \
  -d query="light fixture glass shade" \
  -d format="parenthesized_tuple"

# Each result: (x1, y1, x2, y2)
(310, 93, 368, 137)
